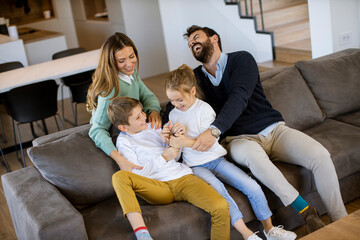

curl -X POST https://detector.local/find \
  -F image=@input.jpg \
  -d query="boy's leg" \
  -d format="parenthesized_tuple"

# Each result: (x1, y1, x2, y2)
(171, 174, 230, 240)
(112, 170, 175, 231)
(112, 170, 175, 214)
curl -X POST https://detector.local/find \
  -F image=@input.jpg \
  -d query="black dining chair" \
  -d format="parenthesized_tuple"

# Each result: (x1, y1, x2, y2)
(0, 61, 24, 143)
(1, 145, 10, 172)
(52, 48, 93, 126)
(5, 80, 64, 167)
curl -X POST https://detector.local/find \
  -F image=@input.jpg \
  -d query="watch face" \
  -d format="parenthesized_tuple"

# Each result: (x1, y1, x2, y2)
(211, 128, 220, 137)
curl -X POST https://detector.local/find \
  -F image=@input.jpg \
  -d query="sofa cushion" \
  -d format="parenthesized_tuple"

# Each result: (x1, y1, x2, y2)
(27, 127, 118, 209)
(303, 119, 360, 180)
(296, 50, 360, 118)
(262, 66, 325, 130)
(335, 110, 360, 127)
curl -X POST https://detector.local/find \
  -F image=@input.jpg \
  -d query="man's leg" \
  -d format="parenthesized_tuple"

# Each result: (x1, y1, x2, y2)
(227, 137, 299, 207)
(269, 123, 347, 221)
(112, 170, 175, 239)
(171, 174, 230, 240)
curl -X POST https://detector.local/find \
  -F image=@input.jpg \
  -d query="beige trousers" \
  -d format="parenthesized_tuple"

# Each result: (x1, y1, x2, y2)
(225, 122, 347, 221)
(112, 171, 230, 240)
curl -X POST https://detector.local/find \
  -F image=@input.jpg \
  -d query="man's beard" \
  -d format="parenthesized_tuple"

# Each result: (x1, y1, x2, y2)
(192, 38, 214, 63)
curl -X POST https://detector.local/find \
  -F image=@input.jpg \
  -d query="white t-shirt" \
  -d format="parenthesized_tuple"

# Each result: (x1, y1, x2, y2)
(169, 99, 227, 167)
(116, 124, 192, 181)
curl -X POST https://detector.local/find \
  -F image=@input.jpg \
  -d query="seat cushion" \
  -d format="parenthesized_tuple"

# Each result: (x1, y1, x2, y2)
(27, 127, 118, 209)
(303, 119, 360, 180)
(334, 110, 360, 127)
(296, 50, 360, 118)
(262, 66, 325, 130)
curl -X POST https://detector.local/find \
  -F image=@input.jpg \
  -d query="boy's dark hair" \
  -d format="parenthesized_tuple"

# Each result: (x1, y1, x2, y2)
(107, 97, 141, 127)
(184, 25, 222, 51)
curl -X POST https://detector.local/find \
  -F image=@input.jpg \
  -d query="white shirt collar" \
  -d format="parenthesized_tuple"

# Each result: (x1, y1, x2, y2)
(118, 72, 134, 85)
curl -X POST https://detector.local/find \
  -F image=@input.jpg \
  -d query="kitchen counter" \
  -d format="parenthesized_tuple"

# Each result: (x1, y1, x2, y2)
(18, 27, 63, 44)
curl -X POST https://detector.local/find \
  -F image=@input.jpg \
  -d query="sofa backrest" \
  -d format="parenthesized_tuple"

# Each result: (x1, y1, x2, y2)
(295, 49, 360, 118)
(260, 66, 325, 130)
(27, 127, 118, 209)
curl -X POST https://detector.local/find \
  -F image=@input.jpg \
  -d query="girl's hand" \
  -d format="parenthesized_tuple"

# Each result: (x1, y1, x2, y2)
(148, 111, 162, 130)
(171, 122, 186, 135)
(169, 135, 195, 148)
(160, 125, 171, 144)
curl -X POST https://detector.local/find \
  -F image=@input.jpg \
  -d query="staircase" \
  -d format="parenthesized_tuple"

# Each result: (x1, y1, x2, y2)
(228, 0, 312, 71)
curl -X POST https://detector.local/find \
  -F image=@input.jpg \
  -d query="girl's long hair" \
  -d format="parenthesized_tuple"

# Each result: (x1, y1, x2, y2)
(86, 32, 139, 112)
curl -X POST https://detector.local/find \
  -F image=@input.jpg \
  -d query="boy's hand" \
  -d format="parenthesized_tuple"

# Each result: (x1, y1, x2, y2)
(169, 135, 195, 148)
(160, 125, 171, 144)
(161, 146, 180, 162)
(148, 111, 162, 130)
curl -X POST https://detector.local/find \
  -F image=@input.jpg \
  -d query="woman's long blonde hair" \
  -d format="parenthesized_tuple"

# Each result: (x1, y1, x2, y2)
(86, 32, 139, 112)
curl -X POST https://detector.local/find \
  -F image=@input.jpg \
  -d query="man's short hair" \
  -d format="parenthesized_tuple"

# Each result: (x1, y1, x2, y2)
(184, 25, 222, 51)
(107, 97, 141, 127)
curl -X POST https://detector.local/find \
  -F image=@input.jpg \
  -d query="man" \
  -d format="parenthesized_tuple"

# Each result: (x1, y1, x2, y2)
(182, 25, 347, 233)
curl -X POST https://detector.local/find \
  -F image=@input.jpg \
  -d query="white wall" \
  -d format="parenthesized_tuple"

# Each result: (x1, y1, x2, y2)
(308, 0, 360, 58)
(158, 0, 273, 71)
(120, 0, 169, 78)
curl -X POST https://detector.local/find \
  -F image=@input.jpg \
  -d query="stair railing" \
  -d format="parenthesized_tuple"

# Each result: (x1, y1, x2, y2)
(226, 0, 266, 31)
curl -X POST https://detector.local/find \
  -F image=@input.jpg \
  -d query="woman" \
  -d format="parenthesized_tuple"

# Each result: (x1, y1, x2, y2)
(86, 32, 162, 171)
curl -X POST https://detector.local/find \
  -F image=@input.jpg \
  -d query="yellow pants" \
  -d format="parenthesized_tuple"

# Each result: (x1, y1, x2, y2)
(112, 171, 230, 240)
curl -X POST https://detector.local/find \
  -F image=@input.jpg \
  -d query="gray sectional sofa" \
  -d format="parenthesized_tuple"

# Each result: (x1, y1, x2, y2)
(2, 48, 360, 240)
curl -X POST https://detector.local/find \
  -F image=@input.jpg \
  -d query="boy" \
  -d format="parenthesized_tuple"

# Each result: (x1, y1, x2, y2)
(107, 96, 230, 240)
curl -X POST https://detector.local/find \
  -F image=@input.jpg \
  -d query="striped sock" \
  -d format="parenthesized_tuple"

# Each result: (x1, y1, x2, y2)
(134, 226, 153, 240)
(291, 195, 309, 213)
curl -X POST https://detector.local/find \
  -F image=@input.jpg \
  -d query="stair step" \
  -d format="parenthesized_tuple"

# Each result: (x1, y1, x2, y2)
(271, 21, 310, 46)
(236, 0, 307, 17)
(256, 3, 309, 30)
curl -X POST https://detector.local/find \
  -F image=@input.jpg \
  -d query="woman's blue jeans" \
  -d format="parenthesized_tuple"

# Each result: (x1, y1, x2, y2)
(192, 157, 272, 226)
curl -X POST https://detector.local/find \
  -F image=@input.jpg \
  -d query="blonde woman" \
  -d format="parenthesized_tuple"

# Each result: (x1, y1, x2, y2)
(87, 32, 162, 171)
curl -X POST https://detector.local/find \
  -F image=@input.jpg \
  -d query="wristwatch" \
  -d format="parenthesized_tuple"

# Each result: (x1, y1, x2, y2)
(209, 126, 220, 138)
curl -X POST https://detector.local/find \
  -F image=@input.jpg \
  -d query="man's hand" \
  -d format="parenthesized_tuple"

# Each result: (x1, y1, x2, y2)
(170, 135, 195, 148)
(161, 146, 180, 161)
(192, 129, 216, 152)
(160, 124, 171, 144)
(148, 111, 162, 130)
(110, 150, 143, 172)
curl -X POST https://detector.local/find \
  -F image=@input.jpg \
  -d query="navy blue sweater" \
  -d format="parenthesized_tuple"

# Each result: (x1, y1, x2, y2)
(194, 51, 283, 137)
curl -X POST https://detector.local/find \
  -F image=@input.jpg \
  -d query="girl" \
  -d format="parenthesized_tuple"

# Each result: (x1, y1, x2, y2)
(86, 32, 162, 171)
(164, 64, 297, 240)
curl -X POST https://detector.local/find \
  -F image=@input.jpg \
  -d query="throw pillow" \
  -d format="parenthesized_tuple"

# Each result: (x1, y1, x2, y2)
(27, 127, 119, 209)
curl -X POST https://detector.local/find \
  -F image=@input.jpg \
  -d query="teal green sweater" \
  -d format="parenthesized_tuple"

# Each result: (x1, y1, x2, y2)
(89, 72, 161, 155)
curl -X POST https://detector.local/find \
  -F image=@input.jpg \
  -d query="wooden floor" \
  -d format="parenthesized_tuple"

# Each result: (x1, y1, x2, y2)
(1, 74, 359, 239)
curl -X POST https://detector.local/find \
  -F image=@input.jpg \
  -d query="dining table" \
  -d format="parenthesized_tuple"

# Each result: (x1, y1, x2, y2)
(0, 48, 100, 93)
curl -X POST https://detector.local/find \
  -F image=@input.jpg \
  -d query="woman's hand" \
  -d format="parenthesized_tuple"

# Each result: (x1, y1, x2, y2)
(148, 111, 162, 130)
(192, 129, 216, 152)
(110, 150, 143, 171)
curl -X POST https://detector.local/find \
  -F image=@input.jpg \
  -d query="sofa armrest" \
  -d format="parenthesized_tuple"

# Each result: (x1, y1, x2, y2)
(2, 166, 88, 240)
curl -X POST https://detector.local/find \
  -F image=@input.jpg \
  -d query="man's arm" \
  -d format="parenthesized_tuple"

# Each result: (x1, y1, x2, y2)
(211, 52, 259, 133)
